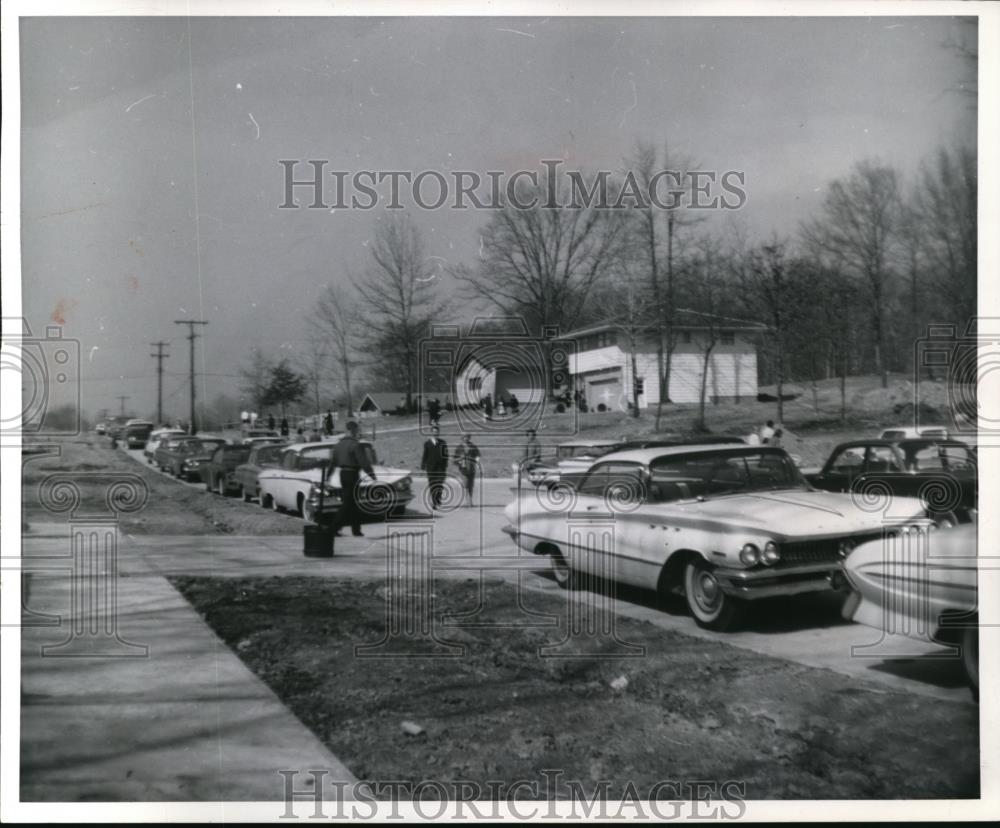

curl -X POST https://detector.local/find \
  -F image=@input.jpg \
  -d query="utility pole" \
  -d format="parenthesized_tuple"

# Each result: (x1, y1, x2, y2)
(149, 341, 170, 425)
(116, 396, 130, 417)
(174, 320, 208, 434)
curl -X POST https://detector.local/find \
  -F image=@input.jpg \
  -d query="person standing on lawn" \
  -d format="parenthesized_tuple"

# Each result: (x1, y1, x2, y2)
(421, 424, 449, 509)
(453, 434, 481, 506)
(327, 420, 376, 537)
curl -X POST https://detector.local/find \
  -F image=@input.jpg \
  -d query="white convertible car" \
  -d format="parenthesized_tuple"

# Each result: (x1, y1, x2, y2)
(502, 444, 933, 631)
(257, 440, 413, 523)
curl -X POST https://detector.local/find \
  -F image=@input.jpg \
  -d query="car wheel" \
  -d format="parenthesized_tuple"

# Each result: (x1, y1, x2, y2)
(684, 559, 744, 632)
(297, 493, 307, 518)
(962, 623, 978, 700)
(550, 549, 573, 590)
(272, 495, 283, 513)
(260, 493, 272, 510)
(241, 486, 252, 503)
(217, 478, 227, 497)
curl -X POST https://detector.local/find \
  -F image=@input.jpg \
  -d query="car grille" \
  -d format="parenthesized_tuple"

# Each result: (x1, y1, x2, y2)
(779, 532, 884, 565)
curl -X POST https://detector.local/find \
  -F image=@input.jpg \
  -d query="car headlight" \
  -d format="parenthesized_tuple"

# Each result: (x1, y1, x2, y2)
(394, 477, 411, 492)
(761, 541, 781, 565)
(838, 538, 857, 558)
(309, 483, 337, 498)
(186, 460, 200, 468)
(739, 543, 760, 566)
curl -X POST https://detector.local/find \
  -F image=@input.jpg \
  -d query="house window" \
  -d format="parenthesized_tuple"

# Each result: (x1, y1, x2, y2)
(679, 331, 692, 344)
(634, 378, 645, 395)
(720, 332, 735, 345)
(468, 376, 483, 391)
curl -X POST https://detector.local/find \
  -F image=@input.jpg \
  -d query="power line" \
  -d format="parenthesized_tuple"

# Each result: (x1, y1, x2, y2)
(174, 319, 208, 434)
(150, 341, 170, 425)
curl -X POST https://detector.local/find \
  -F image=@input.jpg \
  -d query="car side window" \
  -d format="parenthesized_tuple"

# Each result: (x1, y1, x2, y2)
(212, 447, 224, 463)
(866, 446, 903, 473)
(909, 446, 943, 471)
(941, 445, 974, 470)
(576, 465, 609, 497)
(601, 463, 646, 504)
(282, 452, 296, 470)
(829, 448, 864, 473)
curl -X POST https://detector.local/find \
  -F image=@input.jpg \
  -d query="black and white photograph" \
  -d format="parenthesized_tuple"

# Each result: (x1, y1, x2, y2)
(1, 0, 997, 821)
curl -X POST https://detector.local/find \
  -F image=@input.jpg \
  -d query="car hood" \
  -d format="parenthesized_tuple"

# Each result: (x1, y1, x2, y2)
(643, 488, 927, 539)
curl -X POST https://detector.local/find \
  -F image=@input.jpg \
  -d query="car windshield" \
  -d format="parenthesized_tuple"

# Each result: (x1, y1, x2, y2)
(196, 439, 226, 453)
(648, 450, 806, 501)
(298, 446, 335, 469)
(255, 445, 285, 465)
(220, 447, 251, 462)
(881, 430, 906, 440)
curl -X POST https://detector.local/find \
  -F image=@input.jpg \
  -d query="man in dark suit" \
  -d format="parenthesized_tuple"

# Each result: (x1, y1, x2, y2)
(420, 425, 449, 509)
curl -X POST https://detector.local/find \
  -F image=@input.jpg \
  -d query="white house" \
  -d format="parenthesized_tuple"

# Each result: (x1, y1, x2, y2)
(454, 351, 547, 408)
(557, 318, 764, 411)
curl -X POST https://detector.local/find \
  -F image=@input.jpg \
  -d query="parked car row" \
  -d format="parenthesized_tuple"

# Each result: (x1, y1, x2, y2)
(130, 426, 415, 523)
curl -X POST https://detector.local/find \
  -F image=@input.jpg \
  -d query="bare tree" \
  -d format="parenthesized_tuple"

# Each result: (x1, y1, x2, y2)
(907, 145, 977, 326)
(354, 214, 442, 411)
(300, 335, 329, 422)
(590, 261, 652, 419)
(687, 239, 728, 431)
(802, 160, 901, 389)
(626, 141, 704, 429)
(740, 240, 795, 423)
(453, 174, 628, 336)
(312, 286, 361, 416)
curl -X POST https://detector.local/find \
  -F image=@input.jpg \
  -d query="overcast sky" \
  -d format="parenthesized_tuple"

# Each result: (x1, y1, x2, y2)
(19, 15, 975, 420)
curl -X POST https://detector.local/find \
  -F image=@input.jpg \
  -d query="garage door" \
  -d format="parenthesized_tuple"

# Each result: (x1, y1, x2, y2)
(587, 375, 622, 412)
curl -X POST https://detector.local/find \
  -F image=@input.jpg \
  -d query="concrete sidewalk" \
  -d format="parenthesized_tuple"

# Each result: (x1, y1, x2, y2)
(19, 525, 360, 803)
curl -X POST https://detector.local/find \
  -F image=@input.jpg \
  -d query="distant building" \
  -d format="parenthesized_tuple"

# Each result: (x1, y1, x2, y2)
(454, 354, 545, 409)
(557, 316, 764, 411)
(358, 392, 406, 417)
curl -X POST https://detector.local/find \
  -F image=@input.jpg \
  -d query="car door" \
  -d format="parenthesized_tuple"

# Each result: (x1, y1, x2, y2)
(273, 451, 300, 508)
(812, 445, 866, 492)
(567, 462, 646, 585)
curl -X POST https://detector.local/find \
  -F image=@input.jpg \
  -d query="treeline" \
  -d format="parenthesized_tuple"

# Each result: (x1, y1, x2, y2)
(239, 140, 976, 423)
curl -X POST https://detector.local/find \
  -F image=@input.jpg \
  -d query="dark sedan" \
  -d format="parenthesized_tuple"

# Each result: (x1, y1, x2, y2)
(175, 437, 228, 482)
(154, 437, 202, 474)
(203, 444, 253, 495)
(805, 438, 977, 523)
(233, 442, 287, 502)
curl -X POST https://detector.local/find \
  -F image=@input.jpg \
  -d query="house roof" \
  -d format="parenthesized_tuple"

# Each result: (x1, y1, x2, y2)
(360, 392, 406, 411)
(556, 311, 767, 340)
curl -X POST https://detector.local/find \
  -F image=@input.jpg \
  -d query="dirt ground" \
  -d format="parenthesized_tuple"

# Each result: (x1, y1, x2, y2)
(172, 575, 979, 800)
(21, 438, 304, 535)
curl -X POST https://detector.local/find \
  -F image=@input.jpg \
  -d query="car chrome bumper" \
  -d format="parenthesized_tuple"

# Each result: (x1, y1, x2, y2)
(715, 562, 847, 601)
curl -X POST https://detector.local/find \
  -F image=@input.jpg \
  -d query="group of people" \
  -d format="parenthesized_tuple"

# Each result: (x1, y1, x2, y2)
(479, 392, 520, 421)
(261, 410, 338, 441)
(747, 419, 785, 447)
(420, 425, 480, 507)
(420, 426, 541, 508)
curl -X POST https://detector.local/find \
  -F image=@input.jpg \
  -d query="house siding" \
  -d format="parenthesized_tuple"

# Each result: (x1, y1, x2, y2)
(567, 332, 757, 408)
